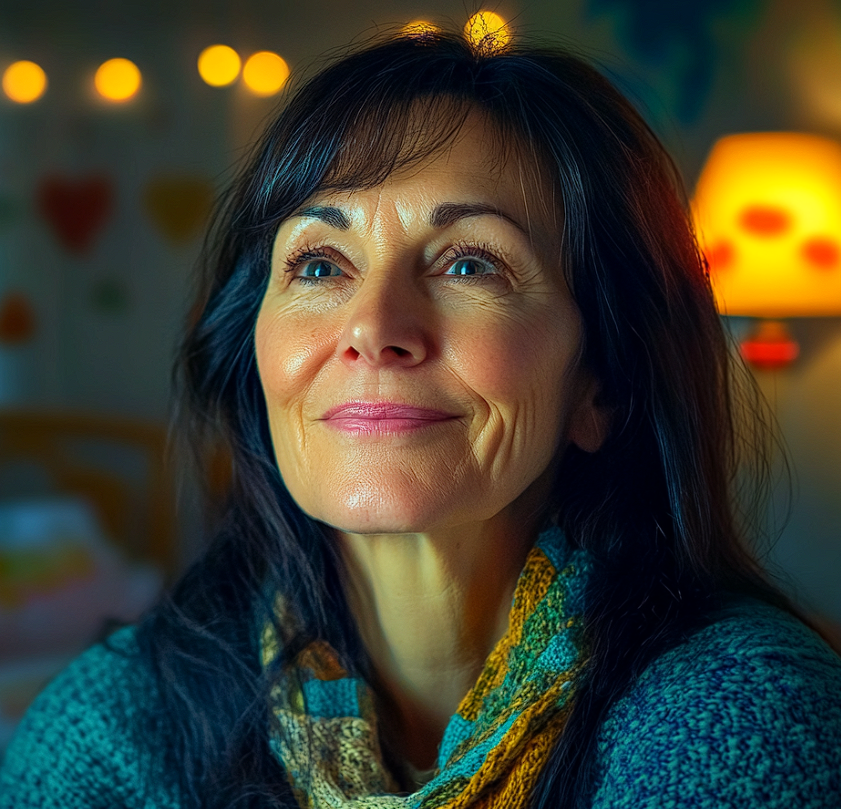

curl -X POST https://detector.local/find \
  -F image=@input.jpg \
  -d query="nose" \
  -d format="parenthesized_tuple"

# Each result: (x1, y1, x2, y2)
(338, 272, 430, 368)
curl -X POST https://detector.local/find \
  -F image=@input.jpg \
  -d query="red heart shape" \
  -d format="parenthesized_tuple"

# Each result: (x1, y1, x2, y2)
(37, 175, 114, 255)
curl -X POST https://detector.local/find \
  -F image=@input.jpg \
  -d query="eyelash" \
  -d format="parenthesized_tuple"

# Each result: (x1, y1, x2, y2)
(284, 245, 339, 284)
(442, 243, 506, 280)
(284, 242, 507, 284)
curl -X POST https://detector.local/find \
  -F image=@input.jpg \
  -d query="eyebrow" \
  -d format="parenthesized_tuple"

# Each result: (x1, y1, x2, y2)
(293, 206, 351, 230)
(428, 202, 529, 236)
(291, 202, 529, 236)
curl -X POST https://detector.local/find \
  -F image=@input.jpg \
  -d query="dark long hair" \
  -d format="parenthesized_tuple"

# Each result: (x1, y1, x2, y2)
(133, 30, 808, 808)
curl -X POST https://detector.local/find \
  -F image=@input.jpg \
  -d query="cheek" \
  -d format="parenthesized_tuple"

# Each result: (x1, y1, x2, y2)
(444, 302, 582, 487)
(254, 305, 340, 504)
(444, 306, 578, 413)
(254, 306, 337, 404)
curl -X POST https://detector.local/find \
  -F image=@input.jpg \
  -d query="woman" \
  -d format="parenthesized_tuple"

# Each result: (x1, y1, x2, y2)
(3, 30, 840, 809)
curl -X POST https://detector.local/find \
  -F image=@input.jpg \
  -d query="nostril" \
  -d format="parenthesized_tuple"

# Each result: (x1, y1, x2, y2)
(388, 345, 410, 358)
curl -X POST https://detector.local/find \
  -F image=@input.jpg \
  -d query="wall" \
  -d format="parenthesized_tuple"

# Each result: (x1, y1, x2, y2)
(0, 0, 839, 616)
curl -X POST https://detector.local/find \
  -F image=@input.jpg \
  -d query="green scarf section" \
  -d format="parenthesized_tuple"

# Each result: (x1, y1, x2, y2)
(262, 528, 591, 809)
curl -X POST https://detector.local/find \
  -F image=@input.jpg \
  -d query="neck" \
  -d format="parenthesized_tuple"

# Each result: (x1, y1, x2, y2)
(338, 512, 538, 770)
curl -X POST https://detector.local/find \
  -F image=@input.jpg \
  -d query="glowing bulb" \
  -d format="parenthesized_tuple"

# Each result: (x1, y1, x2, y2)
(464, 11, 511, 53)
(95, 58, 141, 102)
(2, 60, 47, 103)
(402, 20, 440, 38)
(198, 44, 241, 87)
(242, 51, 289, 96)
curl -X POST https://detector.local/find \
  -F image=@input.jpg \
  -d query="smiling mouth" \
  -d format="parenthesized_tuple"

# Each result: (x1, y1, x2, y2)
(321, 402, 458, 434)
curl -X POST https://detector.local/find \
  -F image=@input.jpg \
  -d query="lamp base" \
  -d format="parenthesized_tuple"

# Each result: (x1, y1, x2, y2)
(740, 319, 799, 369)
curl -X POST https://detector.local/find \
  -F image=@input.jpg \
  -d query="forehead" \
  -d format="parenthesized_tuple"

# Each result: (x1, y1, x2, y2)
(305, 107, 562, 244)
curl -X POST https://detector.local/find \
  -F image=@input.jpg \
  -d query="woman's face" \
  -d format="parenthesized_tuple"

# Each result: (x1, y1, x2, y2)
(255, 110, 603, 534)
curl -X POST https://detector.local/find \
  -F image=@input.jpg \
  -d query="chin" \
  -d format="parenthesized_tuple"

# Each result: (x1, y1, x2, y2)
(318, 504, 438, 536)
(302, 487, 467, 536)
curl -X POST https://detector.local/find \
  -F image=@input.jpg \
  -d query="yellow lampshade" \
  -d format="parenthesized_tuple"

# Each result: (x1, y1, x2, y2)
(693, 132, 841, 317)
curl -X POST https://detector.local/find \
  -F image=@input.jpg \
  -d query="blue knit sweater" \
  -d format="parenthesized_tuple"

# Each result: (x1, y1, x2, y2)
(2, 598, 840, 807)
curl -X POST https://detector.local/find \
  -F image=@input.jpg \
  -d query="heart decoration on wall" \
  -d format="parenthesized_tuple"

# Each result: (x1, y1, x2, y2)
(143, 174, 214, 245)
(36, 175, 114, 255)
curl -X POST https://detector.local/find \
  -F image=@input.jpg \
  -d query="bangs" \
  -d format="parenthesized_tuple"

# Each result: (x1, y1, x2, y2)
(318, 93, 516, 193)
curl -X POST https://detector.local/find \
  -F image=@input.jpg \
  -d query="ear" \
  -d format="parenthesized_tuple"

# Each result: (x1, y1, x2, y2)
(566, 373, 611, 453)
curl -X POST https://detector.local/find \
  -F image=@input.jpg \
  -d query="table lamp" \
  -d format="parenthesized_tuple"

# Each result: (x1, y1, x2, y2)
(692, 132, 841, 369)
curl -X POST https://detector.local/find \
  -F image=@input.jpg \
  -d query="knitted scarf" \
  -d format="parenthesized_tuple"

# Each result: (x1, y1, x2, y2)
(262, 528, 591, 809)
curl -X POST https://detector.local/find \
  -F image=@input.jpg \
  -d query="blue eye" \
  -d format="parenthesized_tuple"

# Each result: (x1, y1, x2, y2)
(299, 260, 342, 278)
(445, 258, 494, 276)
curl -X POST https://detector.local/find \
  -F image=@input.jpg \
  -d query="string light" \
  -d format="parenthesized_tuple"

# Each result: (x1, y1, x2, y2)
(242, 51, 289, 96)
(2, 60, 47, 103)
(198, 44, 241, 87)
(95, 58, 141, 102)
(402, 21, 440, 38)
(464, 11, 511, 53)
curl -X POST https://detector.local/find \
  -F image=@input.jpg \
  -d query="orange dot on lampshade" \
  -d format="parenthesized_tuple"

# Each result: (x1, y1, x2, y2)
(242, 51, 289, 96)
(95, 58, 141, 102)
(2, 60, 47, 103)
(801, 237, 839, 270)
(738, 205, 791, 236)
(705, 241, 735, 274)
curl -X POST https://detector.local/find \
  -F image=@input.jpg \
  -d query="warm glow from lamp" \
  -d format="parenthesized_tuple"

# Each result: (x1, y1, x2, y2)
(242, 51, 289, 96)
(3, 61, 47, 103)
(198, 45, 241, 87)
(693, 132, 841, 368)
(464, 11, 511, 53)
(95, 58, 142, 102)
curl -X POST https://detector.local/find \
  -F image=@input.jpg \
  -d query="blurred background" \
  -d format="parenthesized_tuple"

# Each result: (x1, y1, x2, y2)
(1, 0, 840, 751)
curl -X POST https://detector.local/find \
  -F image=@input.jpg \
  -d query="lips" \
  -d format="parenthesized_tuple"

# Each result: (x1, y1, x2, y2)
(321, 401, 457, 434)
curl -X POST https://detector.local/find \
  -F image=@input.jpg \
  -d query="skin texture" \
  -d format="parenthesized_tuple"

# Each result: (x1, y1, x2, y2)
(255, 110, 606, 771)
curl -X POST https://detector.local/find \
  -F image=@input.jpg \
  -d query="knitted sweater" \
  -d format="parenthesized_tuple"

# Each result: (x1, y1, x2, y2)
(2, 599, 840, 807)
